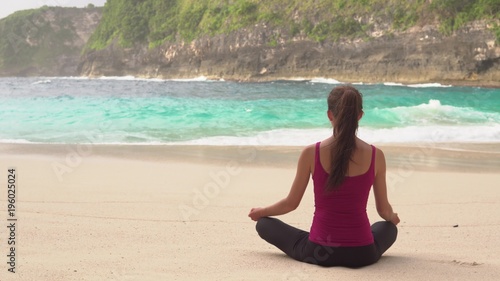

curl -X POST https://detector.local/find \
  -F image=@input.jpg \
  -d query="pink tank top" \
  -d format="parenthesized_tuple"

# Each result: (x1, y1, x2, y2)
(309, 142, 375, 247)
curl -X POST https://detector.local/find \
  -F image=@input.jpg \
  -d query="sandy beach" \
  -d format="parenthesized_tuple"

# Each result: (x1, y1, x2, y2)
(1, 143, 500, 280)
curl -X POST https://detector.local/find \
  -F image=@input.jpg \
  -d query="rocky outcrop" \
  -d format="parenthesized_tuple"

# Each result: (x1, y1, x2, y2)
(79, 21, 500, 86)
(1, 6, 498, 87)
(0, 7, 102, 76)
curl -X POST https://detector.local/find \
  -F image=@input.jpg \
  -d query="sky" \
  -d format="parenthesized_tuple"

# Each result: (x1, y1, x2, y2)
(1, 0, 107, 19)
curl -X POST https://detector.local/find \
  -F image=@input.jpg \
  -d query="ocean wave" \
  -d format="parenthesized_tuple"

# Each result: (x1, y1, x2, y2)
(169, 78, 451, 87)
(368, 99, 499, 126)
(168, 76, 209, 82)
(51, 76, 91, 80)
(283, 77, 310, 81)
(407, 83, 452, 88)
(2, 124, 499, 146)
(38, 77, 453, 87)
(383, 82, 452, 88)
(310, 77, 342, 84)
(360, 125, 500, 144)
(32, 79, 52, 85)
(383, 82, 405, 87)
(169, 125, 500, 146)
(94, 75, 212, 82)
(98, 75, 137, 80)
(0, 139, 34, 144)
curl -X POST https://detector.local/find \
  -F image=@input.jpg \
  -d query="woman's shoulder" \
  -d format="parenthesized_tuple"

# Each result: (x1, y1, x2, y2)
(298, 143, 319, 162)
(357, 139, 385, 162)
(302, 143, 317, 155)
(356, 138, 374, 151)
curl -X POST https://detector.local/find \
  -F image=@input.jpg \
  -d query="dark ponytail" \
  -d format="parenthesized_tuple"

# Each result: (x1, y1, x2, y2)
(326, 85, 363, 191)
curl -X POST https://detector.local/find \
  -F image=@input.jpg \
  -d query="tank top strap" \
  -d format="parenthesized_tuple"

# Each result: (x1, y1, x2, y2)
(315, 142, 321, 165)
(369, 145, 376, 176)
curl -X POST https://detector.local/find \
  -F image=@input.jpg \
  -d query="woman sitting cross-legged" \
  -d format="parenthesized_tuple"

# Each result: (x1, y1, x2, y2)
(248, 85, 399, 268)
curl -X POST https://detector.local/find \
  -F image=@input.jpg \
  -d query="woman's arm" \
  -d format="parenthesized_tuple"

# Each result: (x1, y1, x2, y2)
(373, 148, 400, 225)
(248, 145, 313, 221)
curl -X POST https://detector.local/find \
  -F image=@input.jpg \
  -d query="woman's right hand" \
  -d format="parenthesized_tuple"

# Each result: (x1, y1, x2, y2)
(248, 207, 265, 221)
(390, 213, 400, 225)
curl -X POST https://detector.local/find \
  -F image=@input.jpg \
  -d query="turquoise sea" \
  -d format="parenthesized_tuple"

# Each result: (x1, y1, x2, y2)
(0, 76, 499, 145)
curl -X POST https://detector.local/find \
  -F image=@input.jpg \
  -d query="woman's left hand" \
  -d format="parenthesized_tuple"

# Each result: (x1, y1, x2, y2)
(248, 207, 265, 221)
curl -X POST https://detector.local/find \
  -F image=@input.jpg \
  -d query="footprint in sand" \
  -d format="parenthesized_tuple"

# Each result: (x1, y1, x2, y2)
(452, 259, 483, 266)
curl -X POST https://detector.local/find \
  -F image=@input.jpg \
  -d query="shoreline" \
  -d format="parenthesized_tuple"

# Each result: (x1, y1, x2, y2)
(89, 75, 500, 88)
(235, 76, 500, 89)
(2, 75, 500, 88)
(2, 142, 499, 173)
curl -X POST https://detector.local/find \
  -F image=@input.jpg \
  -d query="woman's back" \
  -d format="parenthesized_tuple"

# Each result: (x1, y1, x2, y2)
(317, 139, 374, 177)
(309, 140, 376, 247)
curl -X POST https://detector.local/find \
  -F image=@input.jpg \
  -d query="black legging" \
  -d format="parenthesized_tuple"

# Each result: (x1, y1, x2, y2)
(256, 217, 397, 268)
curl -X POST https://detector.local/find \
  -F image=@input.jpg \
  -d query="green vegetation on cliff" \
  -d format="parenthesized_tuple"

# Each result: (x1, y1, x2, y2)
(86, 0, 500, 51)
(0, 6, 101, 74)
(430, 0, 499, 35)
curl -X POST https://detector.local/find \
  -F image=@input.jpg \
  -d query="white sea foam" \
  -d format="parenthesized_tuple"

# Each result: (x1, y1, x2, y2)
(0, 139, 34, 144)
(49, 76, 453, 87)
(367, 99, 500, 128)
(168, 76, 209, 82)
(390, 99, 447, 112)
(310, 77, 343, 84)
(94, 75, 211, 82)
(170, 125, 500, 146)
(383, 82, 405, 86)
(169, 129, 330, 146)
(3, 124, 498, 146)
(284, 77, 310, 81)
(359, 125, 500, 144)
(384, 82, 452, 88)
(32, 80, 52, 84)
(407, 83, 452, 88)
(98, 75, 137, 80)
(54, 76, 91, 80)
(269, 78, 451, 88)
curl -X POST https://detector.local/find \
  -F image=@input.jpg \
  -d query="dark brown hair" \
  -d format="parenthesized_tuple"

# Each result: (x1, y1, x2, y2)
(326, 85, 363, 191)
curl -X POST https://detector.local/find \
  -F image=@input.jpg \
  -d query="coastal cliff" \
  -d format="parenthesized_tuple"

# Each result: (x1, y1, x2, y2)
(0, 6, 102, 76)
(80, 21, 500, 85)
(78, 0, 500, 86)
(1, 1, 499, 86)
